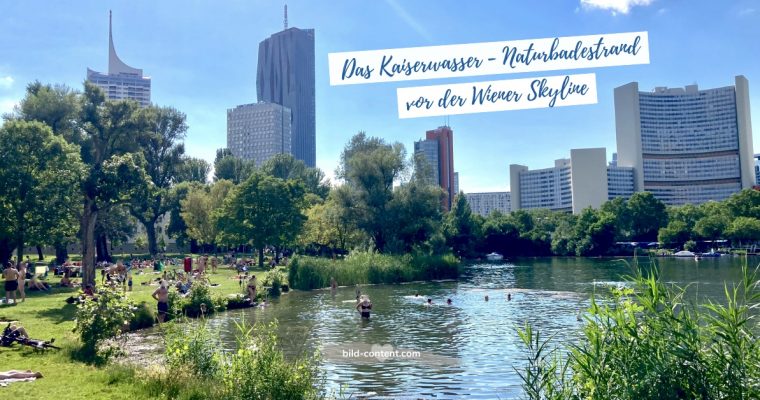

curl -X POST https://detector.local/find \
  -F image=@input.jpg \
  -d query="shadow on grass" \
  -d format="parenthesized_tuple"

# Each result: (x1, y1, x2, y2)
(36, 302, 77, 325)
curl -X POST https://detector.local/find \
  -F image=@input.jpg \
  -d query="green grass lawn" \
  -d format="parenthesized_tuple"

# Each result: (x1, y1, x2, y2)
(0, 263, 271, 399)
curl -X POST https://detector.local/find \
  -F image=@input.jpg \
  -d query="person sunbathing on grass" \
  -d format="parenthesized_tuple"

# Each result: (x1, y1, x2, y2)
(0, 370, 43, 380)
(27, 276, 50, 291)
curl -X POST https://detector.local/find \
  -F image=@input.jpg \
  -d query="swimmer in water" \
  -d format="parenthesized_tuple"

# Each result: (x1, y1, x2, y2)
(414, 292, 420, 298)
(330, 276, 337, 291)
(485, 295, 489, 302)
(427, 298, 433, 305)
(446, 298, 452, 305)
(507, 293, 512, 301)
(356, 295, 372, 319)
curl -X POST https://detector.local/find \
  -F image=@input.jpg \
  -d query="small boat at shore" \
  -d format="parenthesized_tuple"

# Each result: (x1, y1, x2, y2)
(673, 250, 696, 257)
(486, 252, 504, 261)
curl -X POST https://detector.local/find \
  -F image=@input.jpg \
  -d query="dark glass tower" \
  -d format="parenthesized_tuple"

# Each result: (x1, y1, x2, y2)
(256, 27, 316, 167)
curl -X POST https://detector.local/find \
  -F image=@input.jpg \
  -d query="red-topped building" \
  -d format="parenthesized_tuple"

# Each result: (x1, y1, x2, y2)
(415, 126, 456, 210)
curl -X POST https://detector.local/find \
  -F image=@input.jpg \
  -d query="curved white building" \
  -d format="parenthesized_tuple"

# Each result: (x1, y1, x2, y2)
(614, 76, 754, 205)
(86, 11, 151, 107)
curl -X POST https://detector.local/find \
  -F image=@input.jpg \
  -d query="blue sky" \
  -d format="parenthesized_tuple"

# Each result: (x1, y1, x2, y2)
(0, 0, 758, 192)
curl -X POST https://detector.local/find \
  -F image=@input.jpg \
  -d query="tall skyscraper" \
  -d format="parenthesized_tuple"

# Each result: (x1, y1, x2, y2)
(256, 7, 315, 167)
(614, 76, 754, 205)
(227, 102, 292, 166)
(87, 11, 151, 107)
(755, 154, 760, 186)
(414, 126, 456, 210)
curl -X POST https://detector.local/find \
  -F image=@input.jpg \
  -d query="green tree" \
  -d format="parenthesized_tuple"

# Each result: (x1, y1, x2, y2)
(658, 220, 691, 248)
(335, 133, 406, 252)
(129, 106, 188, 255)
(725, 217, 760, 247)
(694, 214, 729, 242)
(443, 193, 480, 258)
(600, 197, 631, 240)
(176, 156, 210, 184)
(166, 181, 203, 248)
(77, 82, 149, 285)
(480, 211, 520, 255)
(214, 155, 254, 184)
(217, 173, 307, 268)
(95, 205, 136, 262)
(388, 178, 444, 253)
(261, 153, 330, 199)
(627, 192, 667, 241)
(180, 180, 234, 249)
(11, 81, 81, 262)
(0, 120, 84, 265)
(573, 208, 616, 256)
(725, 189, 760, 220)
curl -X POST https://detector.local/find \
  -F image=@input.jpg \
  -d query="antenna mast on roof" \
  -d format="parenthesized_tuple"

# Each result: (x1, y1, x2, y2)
(284, 4, 288, 29)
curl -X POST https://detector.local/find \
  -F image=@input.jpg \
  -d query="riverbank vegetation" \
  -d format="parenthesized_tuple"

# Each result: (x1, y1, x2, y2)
(518, 259, 760, 400)
(288, 251, 459, 290)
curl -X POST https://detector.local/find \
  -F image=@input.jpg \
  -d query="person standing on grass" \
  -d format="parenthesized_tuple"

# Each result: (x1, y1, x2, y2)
(3, 262, 19, 304)
(16, 261, 26, 302)
(152, 281, 169, 323)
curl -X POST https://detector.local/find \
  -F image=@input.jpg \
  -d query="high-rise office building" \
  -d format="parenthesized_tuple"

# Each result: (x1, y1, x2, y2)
(614, 76, 754, 205)
(510, 148, 632, 214)
(256, 8, 315, 167)
(414, 126, 456, 210)
(227, 102, 292, 166)
(87, 11, 151, 107)
(465, 192, 511, 216)
(755, 154, 760, 186)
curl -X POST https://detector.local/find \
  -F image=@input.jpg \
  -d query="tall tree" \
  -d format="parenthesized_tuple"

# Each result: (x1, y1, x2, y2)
(11, 81, 82, 262)
(78, 82, 149, 285)
(443, 193, 479, 258)
(214, 155, 255, 184)
(261, 153, 330, 199)
(166, 181, 203, 248)
(0, 120, 84, 265)
(176, 156, 211, 184)
(335, 132, 406, 252)
(180, 180, 233, 250)
(129, 106, 187, 255)
(217, 173, 307, 268)
(627, 192, 667, 241)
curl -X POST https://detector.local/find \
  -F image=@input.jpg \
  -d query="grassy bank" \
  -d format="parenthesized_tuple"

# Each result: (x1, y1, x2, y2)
(288, 251, 460, 290)
(0, 264, 270, 399)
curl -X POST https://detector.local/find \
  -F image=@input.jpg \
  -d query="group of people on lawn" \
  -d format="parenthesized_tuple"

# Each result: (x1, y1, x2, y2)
(2, 259, 52, 304)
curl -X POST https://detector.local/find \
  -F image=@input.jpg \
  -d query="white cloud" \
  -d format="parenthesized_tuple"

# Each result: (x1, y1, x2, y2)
(0, 76, 13, 90)
(580, 0, 655, 15)
(0, 99, 18, 115)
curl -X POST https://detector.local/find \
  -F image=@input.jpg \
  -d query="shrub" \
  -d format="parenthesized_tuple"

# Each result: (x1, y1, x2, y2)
(222, 320, 322, 400)
(129, 302, 156, 331)
(73, 284, 135, 361)
(517, 259, 760, 400)
(263, 269, 286, 297)
(164, 320, 221, 379)
(182, 281, 216, 318)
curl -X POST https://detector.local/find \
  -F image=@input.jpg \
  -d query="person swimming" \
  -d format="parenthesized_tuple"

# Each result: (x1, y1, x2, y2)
(356, 295, 372, 319)
(427, 298, 433, 305)
(414, 292, 420, 297)
(507, 293, 512, 301)
(485, 295, 489, 302)
(446, 298, 452, 305)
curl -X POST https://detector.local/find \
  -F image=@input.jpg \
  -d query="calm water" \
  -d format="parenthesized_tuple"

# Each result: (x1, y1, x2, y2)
(140, 256, 755, 399)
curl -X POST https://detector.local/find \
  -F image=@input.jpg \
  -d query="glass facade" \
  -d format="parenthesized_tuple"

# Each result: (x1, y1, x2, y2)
(257, 28, 316, 167)
(227, 102, 292, 166)
(607, 166, 635, 200)
(86, 69, 151, 107)
(518, 163, 572, 212)
(637, 85, 744, 204)
(414, 139, 439, 186)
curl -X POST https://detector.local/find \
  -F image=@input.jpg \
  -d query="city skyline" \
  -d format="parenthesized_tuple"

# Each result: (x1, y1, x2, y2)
(0, 0, 758, 192)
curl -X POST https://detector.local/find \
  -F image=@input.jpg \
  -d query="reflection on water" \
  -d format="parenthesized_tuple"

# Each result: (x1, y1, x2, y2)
(137, 256, 754, 399)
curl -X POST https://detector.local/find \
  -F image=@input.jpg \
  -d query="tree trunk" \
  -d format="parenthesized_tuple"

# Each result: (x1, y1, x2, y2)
(144, 217, 159, 256)
(0, 238, 13, 267)
(54, 242, 68, 265)
(96, 233, 112, 262)
(15, 242, 24, 268)
(81, 199, 98, 287)
(258, 247, 265, 269)
(36, 245, 44, 260)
